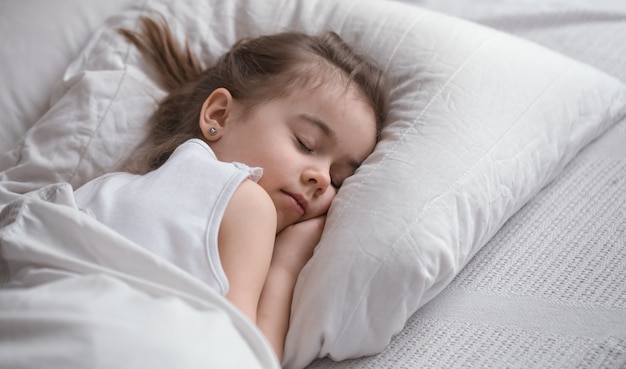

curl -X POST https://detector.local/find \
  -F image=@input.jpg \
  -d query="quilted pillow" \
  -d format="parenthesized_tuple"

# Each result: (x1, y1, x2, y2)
(1, 0, 624, 368)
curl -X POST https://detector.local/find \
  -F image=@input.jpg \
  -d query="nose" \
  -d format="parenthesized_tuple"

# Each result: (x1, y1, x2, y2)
(303, 166, 331, 197)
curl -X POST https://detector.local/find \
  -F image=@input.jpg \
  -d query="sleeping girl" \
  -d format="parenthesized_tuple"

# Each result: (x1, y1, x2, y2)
(73, 16, 389, 361)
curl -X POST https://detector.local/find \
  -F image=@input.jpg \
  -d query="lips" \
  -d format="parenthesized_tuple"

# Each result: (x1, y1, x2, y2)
(283, 191, 307, 216)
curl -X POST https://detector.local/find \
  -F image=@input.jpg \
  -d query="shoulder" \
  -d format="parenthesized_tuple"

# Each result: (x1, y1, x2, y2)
(221, 179, 276, 235)
(177, 138, 218, 160)
(74, 172, 136, 200)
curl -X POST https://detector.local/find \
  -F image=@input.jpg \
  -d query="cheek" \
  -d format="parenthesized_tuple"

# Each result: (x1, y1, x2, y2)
(256, 159, 283, 187)
(255, 175, 276, 197)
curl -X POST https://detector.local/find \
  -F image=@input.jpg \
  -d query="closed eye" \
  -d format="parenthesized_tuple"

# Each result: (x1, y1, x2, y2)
(298, 138, 314, 154)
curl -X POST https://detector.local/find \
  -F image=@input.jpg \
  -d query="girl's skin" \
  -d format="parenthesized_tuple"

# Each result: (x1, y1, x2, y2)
(199, 82, 377, 360)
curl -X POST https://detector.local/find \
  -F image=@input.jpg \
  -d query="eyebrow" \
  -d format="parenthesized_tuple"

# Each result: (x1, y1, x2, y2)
(299, 113, 336, 142)
(299, 113, 362, 171)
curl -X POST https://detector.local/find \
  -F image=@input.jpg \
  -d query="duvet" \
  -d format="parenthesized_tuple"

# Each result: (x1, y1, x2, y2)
(0, 183, 279, 369)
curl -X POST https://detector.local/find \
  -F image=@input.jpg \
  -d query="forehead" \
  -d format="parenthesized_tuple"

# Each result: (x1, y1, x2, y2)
(290, 82, 378, 160)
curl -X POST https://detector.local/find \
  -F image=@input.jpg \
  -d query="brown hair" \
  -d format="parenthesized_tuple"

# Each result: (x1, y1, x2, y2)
(120, 16, 390, 173)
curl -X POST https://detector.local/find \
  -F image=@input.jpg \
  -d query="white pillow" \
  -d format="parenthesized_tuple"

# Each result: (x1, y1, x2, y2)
(1, 0, 625, 368)
(286, 5, 626, 367)
(0, 0, 136, 156)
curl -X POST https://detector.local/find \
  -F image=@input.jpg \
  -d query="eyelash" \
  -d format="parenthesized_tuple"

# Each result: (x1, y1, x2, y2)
(298, 138, 341, 189)
(297, 139, 314, 154)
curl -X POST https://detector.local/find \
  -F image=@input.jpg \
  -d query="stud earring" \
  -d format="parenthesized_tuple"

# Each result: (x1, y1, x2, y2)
(209, 127, 218, 136)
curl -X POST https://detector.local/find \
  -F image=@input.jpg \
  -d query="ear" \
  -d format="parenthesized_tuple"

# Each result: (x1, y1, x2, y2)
(199, 88, 233, 141)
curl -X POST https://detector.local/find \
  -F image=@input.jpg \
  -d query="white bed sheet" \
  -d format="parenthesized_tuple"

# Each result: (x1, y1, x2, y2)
(0, 183, 279, 369)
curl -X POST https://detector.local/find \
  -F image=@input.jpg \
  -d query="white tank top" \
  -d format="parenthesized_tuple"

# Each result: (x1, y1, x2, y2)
(74, 138, 263, 295)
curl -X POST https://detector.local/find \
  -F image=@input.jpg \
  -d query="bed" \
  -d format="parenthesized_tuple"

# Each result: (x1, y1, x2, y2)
(1, 0, 624, 368)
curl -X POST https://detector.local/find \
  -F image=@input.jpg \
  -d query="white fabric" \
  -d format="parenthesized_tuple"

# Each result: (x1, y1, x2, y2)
(0, 183, 279, 369)
(1, 0, 625, 368)
(392, 0, 626, 84)
(75, 139, 263, 295)
(0, 0, 136, 155)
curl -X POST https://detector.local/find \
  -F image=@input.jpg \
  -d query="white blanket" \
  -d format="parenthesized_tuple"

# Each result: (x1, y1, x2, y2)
(0, 184, 279, 369)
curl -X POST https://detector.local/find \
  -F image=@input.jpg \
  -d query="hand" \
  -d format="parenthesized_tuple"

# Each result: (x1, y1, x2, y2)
(271, 215, 326, 276)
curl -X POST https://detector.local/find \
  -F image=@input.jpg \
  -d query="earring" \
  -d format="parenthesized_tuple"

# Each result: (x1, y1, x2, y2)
(209, 127, 218, 136)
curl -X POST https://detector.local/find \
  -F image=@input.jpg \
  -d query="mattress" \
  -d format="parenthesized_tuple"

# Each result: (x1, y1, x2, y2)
(306, 0, 626, 368)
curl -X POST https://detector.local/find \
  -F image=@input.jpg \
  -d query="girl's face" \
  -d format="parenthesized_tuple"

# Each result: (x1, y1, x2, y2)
(202, 83, 377, 233)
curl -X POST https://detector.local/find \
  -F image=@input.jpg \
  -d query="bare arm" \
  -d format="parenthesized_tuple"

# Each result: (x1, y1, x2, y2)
(256, 216, 325, 361)
(218, 179, 277, 324)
